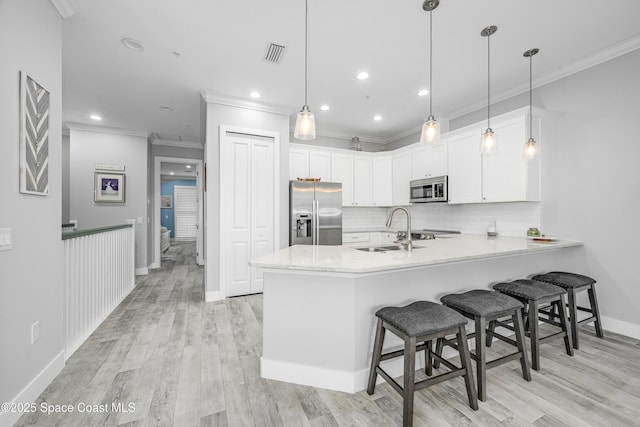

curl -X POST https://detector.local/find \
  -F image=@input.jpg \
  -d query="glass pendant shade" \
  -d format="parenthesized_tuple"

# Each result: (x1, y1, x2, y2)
(481, 128, 498, 154)
(523, 137, 539, 160)
(420, 115, 440, 143)
(294, 105, 316, 140)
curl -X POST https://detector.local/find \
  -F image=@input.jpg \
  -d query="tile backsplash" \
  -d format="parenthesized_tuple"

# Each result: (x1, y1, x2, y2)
(344, 202, 541, 238)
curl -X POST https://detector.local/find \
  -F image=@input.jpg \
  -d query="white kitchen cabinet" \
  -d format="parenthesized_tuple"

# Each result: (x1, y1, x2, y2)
(482, 115, 541, 202)
(331, 152, 354, 206)
(289, 147, 331, 181)
(447, 127, 483, 204)
(392, 149, 412, 205)
(447, 109, 541, 204)
(372, 156, 392, 206)
(353, 156, 373, 206)
(412, 141, 448, 179)
(342, 232, 370, 247)
(308, 150, 331, 181)
(289, 148, 309, 180)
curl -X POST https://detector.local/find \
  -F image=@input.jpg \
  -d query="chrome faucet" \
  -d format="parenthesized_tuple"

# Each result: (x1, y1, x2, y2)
(386, 207, 412, 252)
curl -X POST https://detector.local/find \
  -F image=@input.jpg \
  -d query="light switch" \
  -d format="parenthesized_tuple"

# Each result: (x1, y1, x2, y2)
(0, 228, 12, 251)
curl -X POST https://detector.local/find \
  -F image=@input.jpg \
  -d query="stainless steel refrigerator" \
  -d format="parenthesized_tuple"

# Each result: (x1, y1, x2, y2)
(289, 180, 342, 246)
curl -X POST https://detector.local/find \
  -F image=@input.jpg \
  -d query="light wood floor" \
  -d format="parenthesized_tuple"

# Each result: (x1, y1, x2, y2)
(16, 246, 640, 426)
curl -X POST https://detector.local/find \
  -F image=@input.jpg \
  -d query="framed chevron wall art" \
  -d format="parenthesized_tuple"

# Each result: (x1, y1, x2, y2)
(19, 71, 50, 196)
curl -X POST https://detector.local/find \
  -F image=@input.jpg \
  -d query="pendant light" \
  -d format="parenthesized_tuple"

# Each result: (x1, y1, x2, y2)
(523, 48, 539, 160)
(420, 0, 440, 144)
(480, 26, 498, 155)
(294, 0, 316, 140)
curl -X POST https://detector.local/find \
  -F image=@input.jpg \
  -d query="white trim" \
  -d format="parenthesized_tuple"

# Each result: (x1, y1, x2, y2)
(202, 92, 292, 116)
(601, 316, 640, 340)
(49, 0, 78, 18)
(205, 290, 225, 302)
(154, 156, 205, 270)
(447, 36, 640, 121)
(135, 267, 149, 276)
(151, 139, 204, 150)
(219, 125, 281, 299)
(65, 122, 150, 138)
(0, 352, 65, 426)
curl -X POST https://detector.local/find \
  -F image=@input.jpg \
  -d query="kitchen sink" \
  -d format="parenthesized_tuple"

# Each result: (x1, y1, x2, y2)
(355, 245, 424, 252)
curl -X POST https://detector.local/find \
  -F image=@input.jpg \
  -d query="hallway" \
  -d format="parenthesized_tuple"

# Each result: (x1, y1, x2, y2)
(14, 257, 640, 426)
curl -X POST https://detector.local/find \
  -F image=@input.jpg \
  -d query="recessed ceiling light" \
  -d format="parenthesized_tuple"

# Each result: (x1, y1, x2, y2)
(169, 172, 175, 175)
(418, 89, 429, 96)
(357, 72, 369, 80)
(121, 38, 144, 51)
(250, 91, 261, 99)
(90, 114, 102, 121)
(186, 165, 192, 169)
(159, 106, 173, 112)
(374, 115, 382, 121)
(320, 105, 330, 111)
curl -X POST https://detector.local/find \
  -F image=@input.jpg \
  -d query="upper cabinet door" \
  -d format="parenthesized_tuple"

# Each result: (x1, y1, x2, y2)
(289, 148, 309, 180)
(411, 141, 448, 179)
(447, 128, 483, 204)
(330, 152, 354, 206)
(482, 115, 541, 202)
(392, 150, 412, 205)
(308, 150, 331, 181)
(372, 156, 392, 206)
(353, 156, 373, 206)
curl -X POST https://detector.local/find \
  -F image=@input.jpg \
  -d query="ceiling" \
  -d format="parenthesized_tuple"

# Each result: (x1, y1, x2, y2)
(61, 0, 640, 144)
(160, 162, 197, 179)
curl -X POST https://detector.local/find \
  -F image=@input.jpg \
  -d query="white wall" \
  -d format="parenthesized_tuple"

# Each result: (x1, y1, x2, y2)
(0, 1, 64, 424)
(68, 127, 149, 271)
(452, 49, 640, 336)
(204, 100, 290, 299)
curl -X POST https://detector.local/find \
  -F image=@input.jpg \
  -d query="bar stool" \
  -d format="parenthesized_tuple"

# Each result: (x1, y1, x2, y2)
(436, 290, 531, 401)
(492, 280, 573, 370)
(367, 301, 478, 427)
(532, 271, 603, 349)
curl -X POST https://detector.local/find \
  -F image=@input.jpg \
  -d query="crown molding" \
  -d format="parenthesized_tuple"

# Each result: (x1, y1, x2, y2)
(65, 122, 150, 138)
(202, 92, 292, 116)
(447, 35, 640, 120)
(151, 139, 204, 150)
(49, 0, 78, 18)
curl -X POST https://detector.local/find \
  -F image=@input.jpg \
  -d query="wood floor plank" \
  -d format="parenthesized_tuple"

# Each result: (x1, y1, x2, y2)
(14, 241, 640, 427)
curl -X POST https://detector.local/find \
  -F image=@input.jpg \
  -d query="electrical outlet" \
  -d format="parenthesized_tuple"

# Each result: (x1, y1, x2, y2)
(31, 321, 40, 344)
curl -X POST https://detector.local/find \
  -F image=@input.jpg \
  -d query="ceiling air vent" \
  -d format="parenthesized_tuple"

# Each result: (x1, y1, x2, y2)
(264, 42, 286, 64)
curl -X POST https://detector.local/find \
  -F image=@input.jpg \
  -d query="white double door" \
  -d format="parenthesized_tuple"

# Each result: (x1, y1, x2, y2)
(223, 132, 276, 297)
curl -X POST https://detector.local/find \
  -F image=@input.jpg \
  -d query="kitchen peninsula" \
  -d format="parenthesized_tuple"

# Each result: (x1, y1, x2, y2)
(249, 234, 583, 393)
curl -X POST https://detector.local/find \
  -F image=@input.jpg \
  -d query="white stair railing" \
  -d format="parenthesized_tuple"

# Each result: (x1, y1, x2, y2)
(62, 222, 135, 359)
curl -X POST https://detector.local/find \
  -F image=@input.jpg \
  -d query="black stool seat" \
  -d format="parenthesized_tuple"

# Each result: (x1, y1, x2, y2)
(532, 271, 603, 349)
(533, 271, 595, 288)
(493, 279, 565, 301)
(441, 289, 523, 317)
(438, 290, 530, 401)
(368, 301, 478, 427)
(492, 280, 573, 370)
(376, 301, 467, 336)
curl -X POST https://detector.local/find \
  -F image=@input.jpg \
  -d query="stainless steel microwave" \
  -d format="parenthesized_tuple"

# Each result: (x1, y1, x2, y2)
(410, 176, 448, 203)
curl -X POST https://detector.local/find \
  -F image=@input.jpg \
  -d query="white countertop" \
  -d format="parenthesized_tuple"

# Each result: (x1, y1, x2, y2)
(249, 234, 582, 274)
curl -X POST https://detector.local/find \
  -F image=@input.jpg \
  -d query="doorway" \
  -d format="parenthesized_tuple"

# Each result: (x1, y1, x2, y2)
(154, 156, 204, 269)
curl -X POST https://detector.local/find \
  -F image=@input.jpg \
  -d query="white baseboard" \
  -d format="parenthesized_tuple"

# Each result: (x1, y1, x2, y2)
(261, 357, 360, 393)
(205, 290, 225, 302)
(601, 315, 640, 340)
(135, 267, 149, 276)
(0, 352, 65, 427)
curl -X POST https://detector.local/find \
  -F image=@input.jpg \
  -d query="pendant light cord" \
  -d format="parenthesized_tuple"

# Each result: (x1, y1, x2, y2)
(429, 9, 433, 117)
(529, 52, 533, 139)
(304, 0, 309, 107)
(487, 32, 491, 129)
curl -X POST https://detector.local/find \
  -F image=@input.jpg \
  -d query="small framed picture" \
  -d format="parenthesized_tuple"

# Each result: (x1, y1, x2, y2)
(161, 195, 172, 208)
(94, 172, 125, 203)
